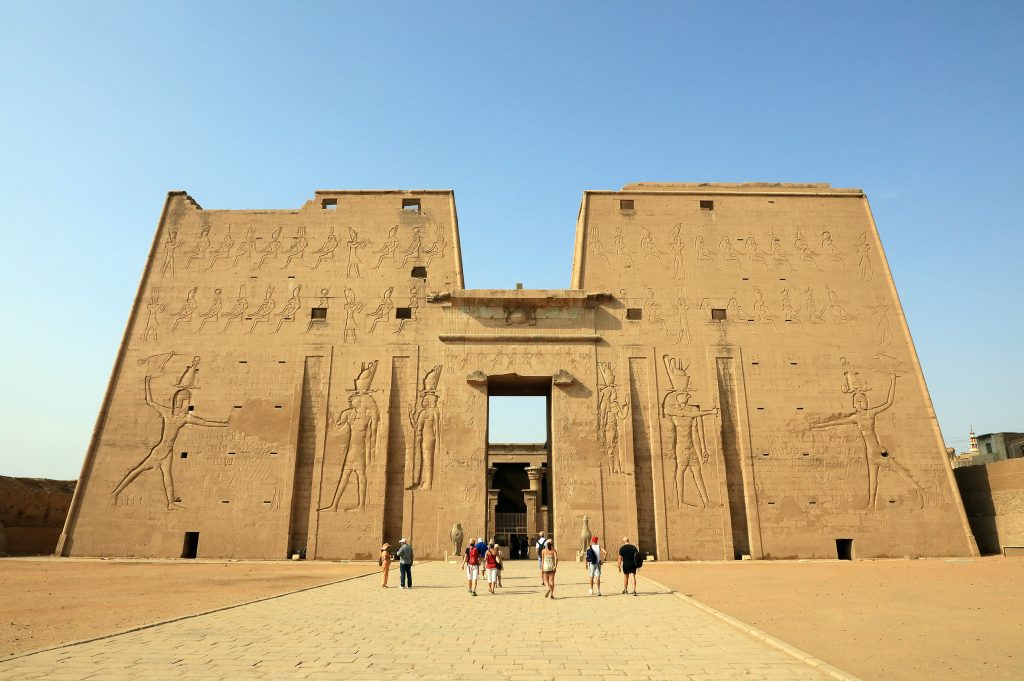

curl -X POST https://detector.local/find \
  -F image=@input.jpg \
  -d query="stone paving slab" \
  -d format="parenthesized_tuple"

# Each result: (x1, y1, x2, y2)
(0, 560, 841, 680)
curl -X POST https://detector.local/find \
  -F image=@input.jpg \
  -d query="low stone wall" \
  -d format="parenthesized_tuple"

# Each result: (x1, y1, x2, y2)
(954, 458, 1024, 554)
(0, 476, 76, 556)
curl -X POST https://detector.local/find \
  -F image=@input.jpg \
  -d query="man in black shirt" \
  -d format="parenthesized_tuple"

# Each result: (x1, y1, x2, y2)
(617, 537, 640, 595)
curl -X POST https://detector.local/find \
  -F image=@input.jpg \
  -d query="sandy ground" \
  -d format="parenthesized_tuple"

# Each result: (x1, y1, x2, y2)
(644, 556, 1024, 681)
(0, 558, 377, 657)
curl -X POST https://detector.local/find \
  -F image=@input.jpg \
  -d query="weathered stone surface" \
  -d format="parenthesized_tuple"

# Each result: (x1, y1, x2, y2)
(58, 184, 976, 560)
(0, 476, 75, 556)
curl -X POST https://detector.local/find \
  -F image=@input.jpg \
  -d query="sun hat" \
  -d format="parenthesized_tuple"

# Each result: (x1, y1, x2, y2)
(591, 536, 598, 543)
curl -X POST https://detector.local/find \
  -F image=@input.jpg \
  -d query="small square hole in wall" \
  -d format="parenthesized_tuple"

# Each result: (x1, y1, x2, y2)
(402, 198, 421, 212)
(274, 405, 283, 409)
(180, 452, 188, 459)
(321, 198, 337, 210)
(700, 200, 714, 211)
(619, 199, 634, 211)
(311, 307, 327, 320)
(395, 307, 412, 319)
(626, 308, 643, 320)
(187, 405, 195, 412)
(228, 451, 236, 456)
(221, 500, 230, 504)
(711, 308, 727, 320)
(411, 266, 427, 279)
(270, 451, 278, 456)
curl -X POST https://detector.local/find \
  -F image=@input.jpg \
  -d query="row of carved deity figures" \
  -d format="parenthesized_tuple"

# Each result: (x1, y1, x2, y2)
(110, 357, 445, 514)
(592, 225, 876, 279)
(622, 285, 896, 346)
(139, 282, 423, 341)
(159, 223, 448, 277)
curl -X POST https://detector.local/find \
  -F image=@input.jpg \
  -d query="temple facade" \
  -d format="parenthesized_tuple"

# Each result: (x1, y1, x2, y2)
(58, 183, 978, 560)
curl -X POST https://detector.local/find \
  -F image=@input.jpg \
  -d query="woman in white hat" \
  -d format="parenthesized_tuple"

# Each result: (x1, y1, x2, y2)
(379, 542, 393, 588)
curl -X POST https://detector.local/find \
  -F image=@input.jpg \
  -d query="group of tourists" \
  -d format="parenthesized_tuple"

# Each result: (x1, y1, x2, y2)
(378, 534, 645, 597)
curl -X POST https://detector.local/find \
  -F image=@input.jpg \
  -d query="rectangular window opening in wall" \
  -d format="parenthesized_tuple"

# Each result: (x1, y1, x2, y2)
(311, 307, 327, 320)
(619, 199, 634, 211)
(321, 198, 337, 210)
(411, 266, 427, 278)
(395, 307, 412, 319)
(180, 452, 188, 459)
(711, 308, 727, 321)
(182, 532, 199, 559)
(187, 405, 194, 412)
(700, 199, 714, 211)
(836, 538, 853, 560)
(985, 443, 993, 453)
(402, 198, 421, 212)
(626, 308, 643, 320)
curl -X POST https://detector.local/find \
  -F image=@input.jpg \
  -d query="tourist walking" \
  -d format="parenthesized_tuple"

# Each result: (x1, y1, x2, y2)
(379, 542, 392, 588)
(535, 533, 547, 585)
(585, 535, 607, 596)
(485, 542, 500, 594)
(494, 541, 504, 588)
(541, 539, 558, 599)
(463, 537, 481, 595)
(617, 537, 640, 595)
(395, 538, 414, 589)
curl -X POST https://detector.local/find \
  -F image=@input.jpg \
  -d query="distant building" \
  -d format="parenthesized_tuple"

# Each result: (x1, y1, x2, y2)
(972, 432, 1024, 466)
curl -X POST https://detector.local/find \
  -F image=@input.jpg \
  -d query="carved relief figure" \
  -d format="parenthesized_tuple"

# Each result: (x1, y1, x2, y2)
(695, 235, 719, 270)
(281, 226, 308, 269)
(450, 522, 464, 556)
(184, 227, 211, 270)
(821, 231, 847, 269)
(794, 229, 821, 270)
(770, 236, 795, 270)
(855, 232, 873, 279)
(346, 228, 368, 278)
(400, 225, 424, 267)
(661, 356, 718, 509)
(372, 226, 400, 269)
(305, 288, 330, 333)
(640, 227, 666, 268)
(342, 288, 363, 343)
(871, 296, 894, 345)
(719, 236, 745, 269)
(590, 225, 613, 268)
(407, 365, 442, 490)
(245, 286, 276, 334)
(365, 286, 394, 333)
(219, 285, 248, 334)
(826, 286, 857, 333)
(671, 292, 691, 345)
(273, 285, 302, 333)
(393, 284, 419, 334)
(170, 287, 198, 332)
(161, 229, 181, 277)
(254, 226, 283, 270)
(667, 224, 685, 277)
(175, 355, 201, 389)
(780, 288, 805, 334)
(803, 287, 831, 334)
(141, 294, 166, 341)
(753, 288, 781, 334)
(597, 362, 630, 474)
(745, 236, 772, 270)
(612, 226, 636, 268)
(810, 370, 923, 508)
(110, 374, 228, 510)
(196, 287, 222, 333)
(310, 227, 339, 270)
(319, 361, 381, 512)
(229, 226, 258, 269)
(204, 227, 235, 271)
(424, 224, 448, 266)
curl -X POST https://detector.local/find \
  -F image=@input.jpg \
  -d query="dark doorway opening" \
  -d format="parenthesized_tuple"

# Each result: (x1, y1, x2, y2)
(182, 532, 200, 559)
(836, 538, 853, 560)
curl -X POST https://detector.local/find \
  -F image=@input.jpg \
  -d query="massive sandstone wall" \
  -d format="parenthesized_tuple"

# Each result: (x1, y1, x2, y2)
(60, 191, 467, 559)
(0, 476, 76, 555)
(955, 458, 1024, 554)
(571, 183, 974, 559)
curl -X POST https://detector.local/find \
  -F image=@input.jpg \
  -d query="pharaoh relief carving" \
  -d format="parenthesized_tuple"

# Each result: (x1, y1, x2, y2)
(372, 226, 400, 270)
(695, 235, 719, 270)
(342, 288, 363, 343)
(319, 361, 381, 512)
(809, 362, 924, 509)
(393, 284, 419, 334)
(110, 364, 229, 510)
(281, 226, 308, 269)
(346, 228, 369, 278)
(661, 356, 719, 509)
(821, 230, 847, 269)
(183, 226, 211, 270)
(161, 229, 181, 277)
(366, 286, 395, 333)
(424, 224, 448, 266)
(254, 226, 283, 270)
(196, 288, 223, 334)
(170, 287, 199, 332)
(245, 286, 276, 334)
(407, 365, 442, 491)
(597, 362, 630, 475)
(310, 227, 338, 270)
(668, 225, 685, 277)
(230, 226, 258, 269)
(273, 285, 302, 333)
(401, 225, 424, 268)
(204, 227, 234, 271)
(855, 232, 873, 279)
(639, 227, 666, 269)
(141, 293, 166, 341)
(219, 285, 248, 334)
(870, 297, 895, 345)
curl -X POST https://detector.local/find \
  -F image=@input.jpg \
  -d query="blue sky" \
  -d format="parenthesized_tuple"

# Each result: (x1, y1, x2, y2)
(1, 2, 1021, 478)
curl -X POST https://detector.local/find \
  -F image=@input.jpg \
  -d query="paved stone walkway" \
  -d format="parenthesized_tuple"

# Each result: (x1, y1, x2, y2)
(1, 560, 838, 680)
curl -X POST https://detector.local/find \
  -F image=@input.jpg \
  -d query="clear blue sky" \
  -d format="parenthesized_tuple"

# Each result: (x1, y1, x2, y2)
(1, 1, 1021, 478)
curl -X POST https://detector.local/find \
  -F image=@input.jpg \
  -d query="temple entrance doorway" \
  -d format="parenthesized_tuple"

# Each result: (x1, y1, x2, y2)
(486, 374, 552, 557)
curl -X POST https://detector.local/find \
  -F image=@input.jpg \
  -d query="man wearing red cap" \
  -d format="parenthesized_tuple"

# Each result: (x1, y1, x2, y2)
(585, 536, 607, 596)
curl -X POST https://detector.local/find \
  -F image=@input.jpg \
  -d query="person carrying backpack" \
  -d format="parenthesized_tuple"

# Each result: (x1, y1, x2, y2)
(585, 535, 607, 596)
(462, 538, 481, 596)
(535, 533, 547, 585)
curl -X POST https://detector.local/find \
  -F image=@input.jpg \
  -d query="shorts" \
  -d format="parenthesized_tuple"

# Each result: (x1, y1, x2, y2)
(486, 568, 498, 583)
(466, 564, 479, 580)
(622, 566, 637, 575)
(587, 563, 602, 577)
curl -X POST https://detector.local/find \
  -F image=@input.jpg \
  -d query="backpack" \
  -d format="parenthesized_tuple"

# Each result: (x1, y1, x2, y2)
(634, 548, 646, 569)
(585, 547, 598, 564)
(469, 546, 480, 565)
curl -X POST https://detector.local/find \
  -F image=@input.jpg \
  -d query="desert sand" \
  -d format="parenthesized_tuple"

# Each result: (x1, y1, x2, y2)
(1, 558, 376, 657)
(645, 556, 1024, 681)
